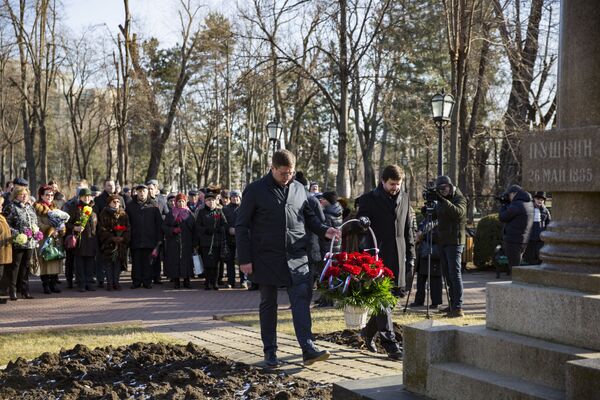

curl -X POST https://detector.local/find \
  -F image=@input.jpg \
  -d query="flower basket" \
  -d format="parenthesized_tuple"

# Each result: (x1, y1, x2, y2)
(318, 217, 397, 329)
(343, 305, 369, 329)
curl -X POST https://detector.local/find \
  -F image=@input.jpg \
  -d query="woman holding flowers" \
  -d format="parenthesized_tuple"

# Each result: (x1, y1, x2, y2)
(65, 187, 98, 292)
(97, 194, 130, 291)
(34, 185, 66, 294)
(6, 186, 40, 300)
(195, 192, 226, 290)
(163, 193, 195, 289)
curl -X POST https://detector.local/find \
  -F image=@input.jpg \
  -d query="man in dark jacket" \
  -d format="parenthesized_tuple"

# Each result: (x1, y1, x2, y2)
(126, 184, 163, 289)
(433, 175, 467, 317)
(236, 150, 339, 368)
(499, 184, 534, 274)
(147, 179, 168, 284)
(317, 191, 343, 256)
(295, 172, 324, 280)
(356, 165, 414, 359)
(222, 190, 245, 288)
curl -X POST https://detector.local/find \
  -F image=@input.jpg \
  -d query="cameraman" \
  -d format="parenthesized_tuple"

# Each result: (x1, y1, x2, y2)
(498, 185, 534, 274)
(433, 175, 467, 318)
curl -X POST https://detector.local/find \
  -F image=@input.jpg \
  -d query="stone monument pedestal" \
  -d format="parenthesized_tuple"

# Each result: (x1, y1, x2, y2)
(404, 1, 600, 398)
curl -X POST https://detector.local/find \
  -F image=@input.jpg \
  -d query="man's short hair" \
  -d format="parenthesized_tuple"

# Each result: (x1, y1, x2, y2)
(381, 165, 405, 182)
(272, 149, 296, 168)
(103, 178, 114, 185)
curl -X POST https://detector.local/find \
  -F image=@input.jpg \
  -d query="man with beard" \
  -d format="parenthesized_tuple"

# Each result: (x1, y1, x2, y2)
(236, 149, 339, 368)
(126, 184, 163, 289)
(356, 165, 414, 360)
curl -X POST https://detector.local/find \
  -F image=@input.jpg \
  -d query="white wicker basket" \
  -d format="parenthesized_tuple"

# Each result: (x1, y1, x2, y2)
(343, 305, 369, 329)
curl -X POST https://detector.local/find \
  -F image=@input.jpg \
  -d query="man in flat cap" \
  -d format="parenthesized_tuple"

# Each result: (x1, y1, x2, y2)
(126, 184, 163, 289)
(524, 192, 551, 265)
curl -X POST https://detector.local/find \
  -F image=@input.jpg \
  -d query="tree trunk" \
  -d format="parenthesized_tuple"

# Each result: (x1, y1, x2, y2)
(336, 0, 349, 198)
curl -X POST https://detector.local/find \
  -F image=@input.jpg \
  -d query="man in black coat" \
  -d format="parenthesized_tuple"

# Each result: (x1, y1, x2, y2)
(356, 165, 414, 359)
(236, 150, 339, 368)
(147, 179, 169, 284)
(222, 190, 245, 288)
(499, 184, 534, 274)
(126, 184, 163, 289)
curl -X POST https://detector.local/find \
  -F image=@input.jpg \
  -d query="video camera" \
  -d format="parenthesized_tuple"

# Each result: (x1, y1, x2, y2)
(494, 193, 510, 204)
(422, 182, 438, 211)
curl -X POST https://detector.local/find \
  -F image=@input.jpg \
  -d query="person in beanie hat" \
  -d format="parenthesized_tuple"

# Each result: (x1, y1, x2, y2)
(499, 184, 534, 273)
(97, 194, 130, 290)
(433, 174, 467, 317)
(162, 193, 195, 289)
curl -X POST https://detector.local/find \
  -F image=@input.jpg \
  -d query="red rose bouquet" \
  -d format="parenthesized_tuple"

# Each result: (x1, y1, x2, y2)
(318, 251, 397, 315)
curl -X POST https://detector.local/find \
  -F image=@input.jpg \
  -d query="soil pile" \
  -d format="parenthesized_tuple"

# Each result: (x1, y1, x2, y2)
(0, 342, 331, 399)
(314, 322, 403, 352)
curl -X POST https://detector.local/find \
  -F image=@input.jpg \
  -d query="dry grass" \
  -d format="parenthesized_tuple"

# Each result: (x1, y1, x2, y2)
(0, 324, 185, 366)
(222, 307, 486, 336)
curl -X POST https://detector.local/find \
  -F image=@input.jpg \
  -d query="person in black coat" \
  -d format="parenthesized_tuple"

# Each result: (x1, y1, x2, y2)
(65, 188, 98, 292)
(163, 193, 195, 289)
(295, 172, 324, 279)
(222, 190, 245, 288)
(356, 165, 413, 359)
(126, 184, 163, 289)
(236, 150, 339, 368)
(317, 191, 343, 256)
(195, 192, 226, 290)
(524, 191, 551, 265)
(499, 184, 534, 275)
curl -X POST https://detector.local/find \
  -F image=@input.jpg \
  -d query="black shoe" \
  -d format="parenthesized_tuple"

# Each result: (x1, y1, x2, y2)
(183, 278, 191, 289)
(264, 352, 281, 368)
(360, 328, 378, 353)
(302, 348, 330, 366)
(21, 291, 34, 299)
(97, 282, 104, 288)
(43, 284, 51, 294)
(153, 279, 163, 285)
(67, 280, 74, 289)
(248, 284, 259, 291)
(385, 345, 403, 360)
(409, 302, 424, 307)
(213, 286, 219, 291)
(438, 306, 451, 313)
(85, 286, 96, 292)
(143, 283, 152, 289)
(49, 281, 61, 293)
(130, 284, 141, 289)
(9, 289, 17, 301)
(174, 279, 181, 289)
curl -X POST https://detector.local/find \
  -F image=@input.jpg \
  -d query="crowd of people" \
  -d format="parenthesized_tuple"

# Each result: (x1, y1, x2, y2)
(0, 154, 551, 365)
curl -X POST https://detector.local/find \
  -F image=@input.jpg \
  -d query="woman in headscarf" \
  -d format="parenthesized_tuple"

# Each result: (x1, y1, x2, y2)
(97, 194, 130, 290)
(195, 192, 226, 290)
(34, 185, 67, 294)
(163, 193, 196, 289)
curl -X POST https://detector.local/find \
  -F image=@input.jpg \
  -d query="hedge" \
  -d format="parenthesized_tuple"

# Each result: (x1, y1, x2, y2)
(473, 213, 503, 268)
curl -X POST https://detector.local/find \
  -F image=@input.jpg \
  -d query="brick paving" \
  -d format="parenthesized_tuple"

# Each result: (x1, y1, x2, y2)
(0, 270, 499, 382)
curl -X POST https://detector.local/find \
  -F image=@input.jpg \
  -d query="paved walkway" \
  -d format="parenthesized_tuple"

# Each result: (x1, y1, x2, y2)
(0, 270, 501, 382)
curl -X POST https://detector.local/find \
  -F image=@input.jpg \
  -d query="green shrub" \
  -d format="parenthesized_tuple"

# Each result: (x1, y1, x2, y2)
(474, 213, 503, 268)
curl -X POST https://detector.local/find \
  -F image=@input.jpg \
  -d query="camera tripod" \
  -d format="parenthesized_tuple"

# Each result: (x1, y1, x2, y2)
(403, 208, 451, 319)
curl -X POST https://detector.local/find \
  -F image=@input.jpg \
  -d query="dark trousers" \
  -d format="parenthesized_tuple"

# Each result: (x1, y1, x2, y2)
(75, 255, 95, 290)
(363, 309, 400, 350)
(201, 247, 220, 288)
(4, 248, 33, 293)
(504, 241, 528, 273)
(523, 241, 542, 265)
(414, 273, 443, 306)
(103, 260, 122, 288)
(65, 251, 75, 284)
(225, 243, 245, 285)
(131, 249, 153, 286)
(439, 244, 464, 310)
(259, 280, 314, 354)
(95, 255, 104, 284)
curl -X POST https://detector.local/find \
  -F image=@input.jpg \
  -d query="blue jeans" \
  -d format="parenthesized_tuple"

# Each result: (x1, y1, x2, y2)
(439, 245, 464, 310)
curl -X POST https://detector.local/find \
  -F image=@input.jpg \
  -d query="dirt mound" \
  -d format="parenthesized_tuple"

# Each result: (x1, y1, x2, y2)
(314, 322, 403, 352)
(0, 342, 331, 399)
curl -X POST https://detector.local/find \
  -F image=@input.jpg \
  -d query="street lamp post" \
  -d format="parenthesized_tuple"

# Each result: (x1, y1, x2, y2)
(266, 120, 282, 155)
(430, 90, 455, 176)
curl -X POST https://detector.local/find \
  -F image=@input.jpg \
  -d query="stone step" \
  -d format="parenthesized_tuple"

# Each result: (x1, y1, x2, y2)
(455, 325, 600, 391)
(427, 362, 564, 400)
(333, 375, 429, 400)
